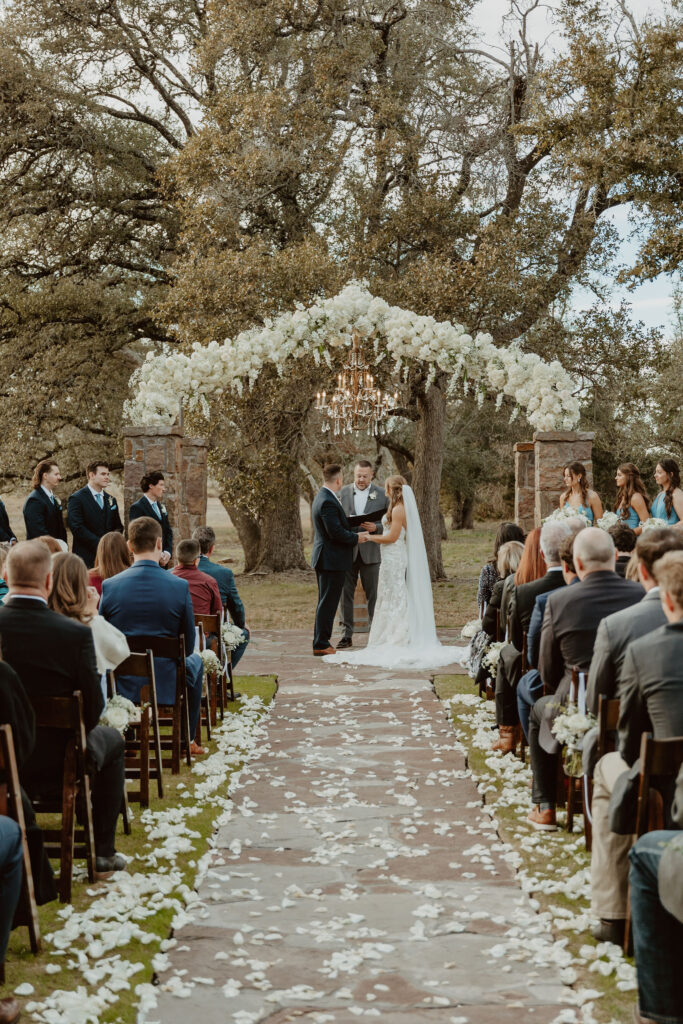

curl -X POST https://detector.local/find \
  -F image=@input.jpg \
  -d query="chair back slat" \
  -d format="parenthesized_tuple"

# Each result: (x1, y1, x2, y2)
(31, 694, 82, 731)
(0, 725, 41, 954)
(597, 696, 620, 759)
(636, 733, 683, 838)
(125, 634, 185, 661)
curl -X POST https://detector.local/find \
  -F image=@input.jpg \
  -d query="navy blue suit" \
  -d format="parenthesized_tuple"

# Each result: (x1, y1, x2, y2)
(197, 554, 249, 667)
(129, 496, 173, 558)
(311, 487, 359, 651)
(23, 488, 67, 543)
(67, 486, 123, 568)
(99, 560, 203, 735)
(0, 499, 16, 543)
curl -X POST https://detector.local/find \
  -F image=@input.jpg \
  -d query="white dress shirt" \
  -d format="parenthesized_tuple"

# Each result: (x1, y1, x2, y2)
(353, 486, 370, 517)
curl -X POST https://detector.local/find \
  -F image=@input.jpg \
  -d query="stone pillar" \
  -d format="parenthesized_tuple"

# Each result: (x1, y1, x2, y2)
(123, 425, 208, 542)
(533, 430, 595, 526)
(514, 442, 535, 533)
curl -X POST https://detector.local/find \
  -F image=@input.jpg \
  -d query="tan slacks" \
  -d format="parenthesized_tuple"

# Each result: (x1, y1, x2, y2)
(591, 751, 634, 920)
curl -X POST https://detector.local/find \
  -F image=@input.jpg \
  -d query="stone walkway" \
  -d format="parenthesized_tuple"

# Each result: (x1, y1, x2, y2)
(152, 630, 571, 1024)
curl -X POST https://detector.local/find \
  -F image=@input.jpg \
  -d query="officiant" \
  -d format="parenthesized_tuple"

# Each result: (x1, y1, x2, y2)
(337, 460, 389, 649)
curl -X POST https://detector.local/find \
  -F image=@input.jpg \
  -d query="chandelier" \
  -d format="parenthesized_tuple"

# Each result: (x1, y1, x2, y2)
(315, 331, 398, 436)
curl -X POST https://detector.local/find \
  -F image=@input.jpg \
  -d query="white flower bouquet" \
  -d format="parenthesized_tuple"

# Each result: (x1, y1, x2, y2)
(597, 511, 619, 531)
(551, 703, 596, 777)
(222, 622, 246, 652)
(199, 649, 222, 675)
(640, 517, 669, 532)
(461, 618, 482, 639)
(481, 641, 505, 675)
(99, 694, 141, 734)
(543, 506, 592, 527)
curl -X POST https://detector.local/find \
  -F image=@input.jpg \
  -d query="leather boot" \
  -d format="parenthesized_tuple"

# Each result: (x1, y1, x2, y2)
(491, 725, 521, 754)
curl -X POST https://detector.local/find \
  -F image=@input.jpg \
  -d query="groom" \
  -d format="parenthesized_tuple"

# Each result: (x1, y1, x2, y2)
(311, 464, 368, 656)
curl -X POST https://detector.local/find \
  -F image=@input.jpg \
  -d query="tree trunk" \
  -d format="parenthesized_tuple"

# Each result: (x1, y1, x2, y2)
(221, 497, 261, 573)
(412, 378, 446, 580)
(256, 487, 308, 572)
(458, 495, 474, 530)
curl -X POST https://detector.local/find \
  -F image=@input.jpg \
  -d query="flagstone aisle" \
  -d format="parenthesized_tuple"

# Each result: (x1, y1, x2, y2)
(151, 630, 572, 1024)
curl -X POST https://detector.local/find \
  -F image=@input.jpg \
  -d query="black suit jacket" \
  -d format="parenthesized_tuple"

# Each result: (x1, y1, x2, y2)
(508, 569, 566, 651)
(310, 488, 358, 572)
(23, 488, 68, 543)
(0, 498, 17, 543)
(67, 486, 123, 567)
(129, 496, 173, 556)
(0, 597, 104, 787)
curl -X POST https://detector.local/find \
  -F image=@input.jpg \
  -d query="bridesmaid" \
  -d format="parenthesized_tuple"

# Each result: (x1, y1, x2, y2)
(652, 458, 683, 525)
(615, 462, 650, 535)
(560, 461, 603, 524)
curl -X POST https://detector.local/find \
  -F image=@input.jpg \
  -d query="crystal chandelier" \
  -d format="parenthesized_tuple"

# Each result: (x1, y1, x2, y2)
(315, 331, 397, 436)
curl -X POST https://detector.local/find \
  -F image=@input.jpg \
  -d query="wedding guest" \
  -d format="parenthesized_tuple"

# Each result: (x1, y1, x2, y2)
(172, 539, 222, 616)
(128, 472, 173, 567)
(527, 528, 643, 831)
(476, 521, 525, 615)
(615, 462, 650, 535)
(0, 498, 16, 545)
(652, 457, 683, 525)
(193, 526, 250, 668)
(559, 461, 603, 523)
(67, 461, 123, 568)
(48, 553, 129, 674)
(23, 459, 67, 544)
(89, 532, 133, 596)
(0, 815, 22, 1020)
(99, 517, 205, 757)
(481, 541, 524, 638)
(337, 460, 388, 649)
(0, 541, 126, 874)
(608, 521, 637, 576)
(36, 536, 64, 555)
(0, 543, 10, 603)
(590, 549, 683, 943)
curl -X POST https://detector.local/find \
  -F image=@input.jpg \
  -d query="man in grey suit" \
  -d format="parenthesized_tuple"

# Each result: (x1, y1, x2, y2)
(337, 460, 389, 649)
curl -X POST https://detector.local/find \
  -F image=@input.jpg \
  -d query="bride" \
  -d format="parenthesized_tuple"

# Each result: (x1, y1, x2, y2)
(324, 476, 457, 669)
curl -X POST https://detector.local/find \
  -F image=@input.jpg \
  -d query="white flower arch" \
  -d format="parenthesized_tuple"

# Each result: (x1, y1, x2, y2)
(125, 282, 580, 430)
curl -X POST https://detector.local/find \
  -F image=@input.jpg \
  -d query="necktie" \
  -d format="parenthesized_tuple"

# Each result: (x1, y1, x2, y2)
(152, 501, 160, 517)
(95, 492, 104, 509)
(49, 493, 55, 505)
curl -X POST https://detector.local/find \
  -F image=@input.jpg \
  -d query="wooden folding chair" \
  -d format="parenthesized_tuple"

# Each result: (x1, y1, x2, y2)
(192, 621, 212, 746)
(562, 668, 587, 825)
(30, 692, 96, 903)
(108, 651, 163, 808)
(124, 635, 191, 775)
(580, 696, 621, 853)
(519, 630, 529, 762)
(194, 613, 224, 724)
(0, 725, 41, 957)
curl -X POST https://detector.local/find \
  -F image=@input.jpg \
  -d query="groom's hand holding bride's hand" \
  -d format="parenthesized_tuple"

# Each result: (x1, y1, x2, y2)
(357, 532, 370, 543)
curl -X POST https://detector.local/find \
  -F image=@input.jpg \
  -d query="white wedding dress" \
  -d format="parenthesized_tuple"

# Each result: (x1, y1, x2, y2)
(324, 486, 457, 670)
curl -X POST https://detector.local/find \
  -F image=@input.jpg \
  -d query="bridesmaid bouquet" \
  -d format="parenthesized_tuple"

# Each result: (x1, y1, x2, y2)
(597, 511, 619, 530)
(640, 517, 669, 532)
(543, 507, 592, 527)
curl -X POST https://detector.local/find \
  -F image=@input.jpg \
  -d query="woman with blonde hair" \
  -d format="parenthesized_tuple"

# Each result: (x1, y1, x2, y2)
(482, 540, 525, 639)
(49, 553, 129, 674)
(89, 531, 133, 595)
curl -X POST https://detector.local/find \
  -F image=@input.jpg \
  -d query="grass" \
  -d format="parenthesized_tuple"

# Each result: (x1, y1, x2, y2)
(4, 676, 277, 1022)
(433, 672, 634, 1024)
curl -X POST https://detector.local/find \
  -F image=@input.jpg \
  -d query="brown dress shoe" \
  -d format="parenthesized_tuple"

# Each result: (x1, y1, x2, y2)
(491, 725, 521, 754)
(0, 997, 20, 1024)
(527, 805, 558, 831)
(313, 647, 335, 656)
(189, 741, 206, 757)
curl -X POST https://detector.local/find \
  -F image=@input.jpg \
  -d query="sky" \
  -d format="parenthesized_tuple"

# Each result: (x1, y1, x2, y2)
(470, 0, 678, 336)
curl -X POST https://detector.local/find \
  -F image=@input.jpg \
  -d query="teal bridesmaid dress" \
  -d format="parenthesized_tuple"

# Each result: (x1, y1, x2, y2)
(563, 501, 594, 524)
(651, 492, 680, 525)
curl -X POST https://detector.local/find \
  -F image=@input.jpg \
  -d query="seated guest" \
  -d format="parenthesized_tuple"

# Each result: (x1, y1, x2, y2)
(0, 814, 23, 1021)
(590, 550, 683, 943)
(0, 543, 10, 603)
(89, 532, 133, 596)
(193, 526, 250, 669)
(23, 459, 67, 544)
(99, 517, 205, 756)
(0, 498, 16, 545)
(608, 521, 637, 577)
(0, 541, 126, 874)
(67, 461, 123, 569)
(476, 521, 525, 615)
(172, 539, 222, 616)
(491, 523, 568, 753)
(49, 553, 129, 674)
(37, 535, 65, 555)
(481, 540, 524, 638)
(128, 472, 173, 568)
(527, 528, 643, 831)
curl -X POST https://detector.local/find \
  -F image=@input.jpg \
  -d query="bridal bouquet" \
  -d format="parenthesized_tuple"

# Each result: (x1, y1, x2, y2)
(551, 703, 596, 777)
(99, 695, 142, 734)
(543, 507, 592, 527)
(640, 517, 669, 532)
(597, 511, 619, 531)
(222, 622, 246, 652)
(481, 641, 505, 676)
(199, 649, 222, 675)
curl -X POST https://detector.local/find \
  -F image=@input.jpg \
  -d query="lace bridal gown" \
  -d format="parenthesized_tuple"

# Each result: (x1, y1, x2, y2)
(324, 486, 457, 670)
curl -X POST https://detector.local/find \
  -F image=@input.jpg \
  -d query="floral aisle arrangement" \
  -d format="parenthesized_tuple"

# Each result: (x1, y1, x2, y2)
(640, 517, 669, 532)
(543, 507, 592, 527)
(596, 511, 619, 530)
(99, 695, 142, 734)
(481, 641, 506, 679)
(551, 704, 597, 777)
(125, 282, 580, 433)
(198, 649, 221, 675)
(222, 622, 246, 652)
(461, 618, 482, 639)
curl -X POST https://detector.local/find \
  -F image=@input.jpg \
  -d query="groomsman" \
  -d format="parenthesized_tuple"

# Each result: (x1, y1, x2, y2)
(128, 471, 173, 567)
(0, 496, 16, 544)
(23, 458, 68, 543)
(337, 460, 388, 649)
(67, 460, 123, 568)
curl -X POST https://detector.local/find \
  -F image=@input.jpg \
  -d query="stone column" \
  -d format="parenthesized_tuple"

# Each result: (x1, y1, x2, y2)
(513, 442, 535, 533)
(533, 430, 595, 526)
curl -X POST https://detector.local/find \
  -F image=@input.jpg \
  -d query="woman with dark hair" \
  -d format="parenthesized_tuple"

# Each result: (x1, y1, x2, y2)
(89, 531, 133, 595)
(514, 527, 546, 586)
(559, 461, 603, 524)
(128, 471, 173, 565)
(615, 463, 650, 534)
(477, 521, 525, 614)
(652, 458, 683, 526)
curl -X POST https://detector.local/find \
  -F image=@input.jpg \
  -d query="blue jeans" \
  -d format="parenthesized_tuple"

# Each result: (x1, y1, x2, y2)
(231, 628, 250, 670)
(185, 653, 203, 738)
(0, 815, 23, 962)
(629, 831, 683, 1024)
(517, 669, 543, 740)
